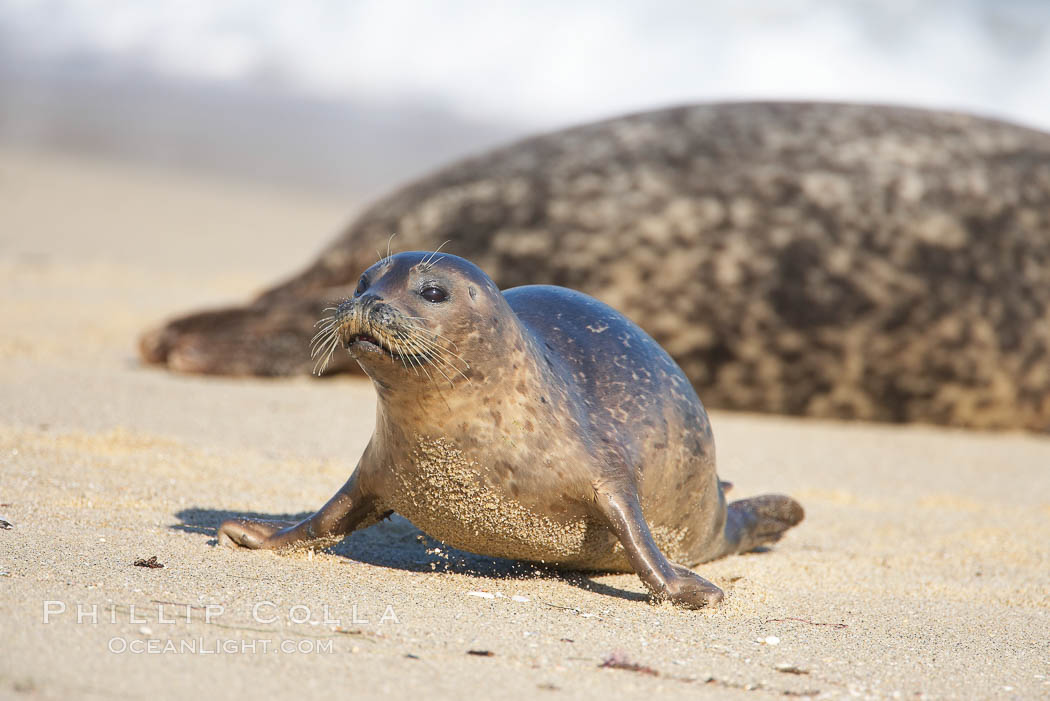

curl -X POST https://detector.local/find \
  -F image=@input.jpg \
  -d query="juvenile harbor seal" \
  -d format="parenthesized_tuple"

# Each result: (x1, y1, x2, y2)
(217, 252, 804, 608)
(141, 102, 1050, 432)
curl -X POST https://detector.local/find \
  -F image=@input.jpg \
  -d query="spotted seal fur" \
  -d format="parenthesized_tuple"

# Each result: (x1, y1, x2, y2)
(141, 102, 1050, 431)
(217, 252, 803, 608)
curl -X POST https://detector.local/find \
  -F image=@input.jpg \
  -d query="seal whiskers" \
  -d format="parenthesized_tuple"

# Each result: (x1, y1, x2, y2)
(418, 240, 452, 271)
(317, 294, 470, 388)
(309, 309, 346, 375)
(397, 325, 471, 385)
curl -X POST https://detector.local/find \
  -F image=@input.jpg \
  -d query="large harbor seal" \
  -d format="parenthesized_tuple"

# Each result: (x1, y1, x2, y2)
(217, 252, 803, 608)
(141, 102, 1050, 432)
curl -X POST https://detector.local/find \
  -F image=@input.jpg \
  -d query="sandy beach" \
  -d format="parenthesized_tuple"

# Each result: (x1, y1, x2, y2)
(1, 147, 1048, 700)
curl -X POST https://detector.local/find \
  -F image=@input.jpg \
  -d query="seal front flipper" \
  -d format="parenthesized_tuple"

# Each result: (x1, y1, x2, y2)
(593, 484, 724, 609)
(217, 471, 384, 551)
(216, 518, 297, 549)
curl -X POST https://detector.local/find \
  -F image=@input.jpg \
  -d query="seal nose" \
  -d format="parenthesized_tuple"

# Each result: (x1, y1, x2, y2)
(335, 293, 379, 331)
(340, 292, 379, 314)
(368, 300, 397, 329)
(334, 294, 397, 348)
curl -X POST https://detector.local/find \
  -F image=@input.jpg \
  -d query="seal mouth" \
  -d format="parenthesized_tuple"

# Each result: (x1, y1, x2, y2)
(349, 333, 383, 351)
(348, 332, 402, 359)
(347, 332, 416, 363)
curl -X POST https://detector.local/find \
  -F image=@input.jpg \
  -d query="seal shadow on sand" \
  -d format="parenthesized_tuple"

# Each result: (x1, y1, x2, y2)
(173, 508, 650, 603)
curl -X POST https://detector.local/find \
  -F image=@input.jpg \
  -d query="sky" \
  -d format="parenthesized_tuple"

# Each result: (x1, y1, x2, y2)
(3, 0, 1050, 132)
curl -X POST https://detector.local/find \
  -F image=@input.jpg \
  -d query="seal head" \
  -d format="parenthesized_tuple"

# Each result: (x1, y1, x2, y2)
(316, 251, 492, 393)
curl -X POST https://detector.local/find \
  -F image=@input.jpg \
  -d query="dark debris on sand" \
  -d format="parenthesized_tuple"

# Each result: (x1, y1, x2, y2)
(599, 652, 659, 676)
(133, 556, 164, 569)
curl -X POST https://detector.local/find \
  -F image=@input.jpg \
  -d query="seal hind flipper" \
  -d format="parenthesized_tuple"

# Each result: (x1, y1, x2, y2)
(722, 495, 804, 556)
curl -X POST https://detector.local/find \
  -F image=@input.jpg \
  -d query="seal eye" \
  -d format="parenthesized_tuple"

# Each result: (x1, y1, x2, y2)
(355, 276, 368, 295)
(420, 285, 448, 303)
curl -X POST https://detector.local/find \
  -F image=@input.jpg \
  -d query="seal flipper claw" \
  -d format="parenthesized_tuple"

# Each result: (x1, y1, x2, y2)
(722, 495, 804, 555)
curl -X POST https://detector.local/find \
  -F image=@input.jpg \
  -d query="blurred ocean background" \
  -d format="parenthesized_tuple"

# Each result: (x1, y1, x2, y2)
(2, 0, 1049, 197)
